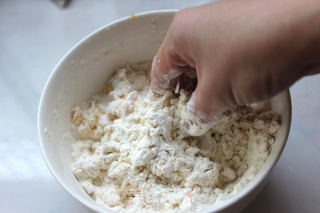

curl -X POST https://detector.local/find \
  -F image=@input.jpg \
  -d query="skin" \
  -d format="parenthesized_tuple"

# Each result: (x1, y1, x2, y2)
(151, 0, 320, 126)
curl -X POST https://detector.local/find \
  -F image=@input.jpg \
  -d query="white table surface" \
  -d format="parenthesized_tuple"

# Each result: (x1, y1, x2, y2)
(1, 0, 319, 212)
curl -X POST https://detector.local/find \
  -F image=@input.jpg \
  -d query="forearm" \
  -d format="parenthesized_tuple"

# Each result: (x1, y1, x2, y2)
(263, 0, 320, 77)
(201, 0, 320, 70)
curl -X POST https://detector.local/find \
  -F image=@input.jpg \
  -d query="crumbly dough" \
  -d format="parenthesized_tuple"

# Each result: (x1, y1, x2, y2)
(71, 63, 280, 213)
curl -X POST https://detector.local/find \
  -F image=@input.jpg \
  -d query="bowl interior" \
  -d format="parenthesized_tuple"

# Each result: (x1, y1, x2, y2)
(38, 11, 291, 213)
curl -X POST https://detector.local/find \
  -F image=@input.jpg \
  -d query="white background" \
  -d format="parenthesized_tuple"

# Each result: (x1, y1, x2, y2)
(0, 0, 319, 212)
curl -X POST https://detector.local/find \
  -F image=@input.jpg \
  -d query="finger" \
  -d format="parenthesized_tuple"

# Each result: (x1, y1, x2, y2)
(151, 45, 184, 95)
(181, 89, 223, 136)
(180, 70, 227, 136)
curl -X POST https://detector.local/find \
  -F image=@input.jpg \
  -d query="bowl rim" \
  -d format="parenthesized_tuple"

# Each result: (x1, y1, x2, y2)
(38, 10, 292, 213)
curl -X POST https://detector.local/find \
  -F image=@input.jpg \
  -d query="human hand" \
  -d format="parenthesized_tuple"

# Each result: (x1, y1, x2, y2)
(151, 0, 320, 135)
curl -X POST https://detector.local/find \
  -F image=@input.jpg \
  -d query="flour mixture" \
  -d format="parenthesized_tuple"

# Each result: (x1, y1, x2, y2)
(71, 62, 280, 212)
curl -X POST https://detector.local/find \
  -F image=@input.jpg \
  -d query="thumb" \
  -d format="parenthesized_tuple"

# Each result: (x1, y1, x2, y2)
(180, 72, 225, 136)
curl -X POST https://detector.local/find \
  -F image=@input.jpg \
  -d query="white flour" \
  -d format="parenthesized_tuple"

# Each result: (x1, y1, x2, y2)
(71, 63, 280, 212)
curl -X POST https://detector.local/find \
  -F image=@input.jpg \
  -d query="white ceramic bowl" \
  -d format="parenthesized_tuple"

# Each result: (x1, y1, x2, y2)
(38, 10, 292, 213)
